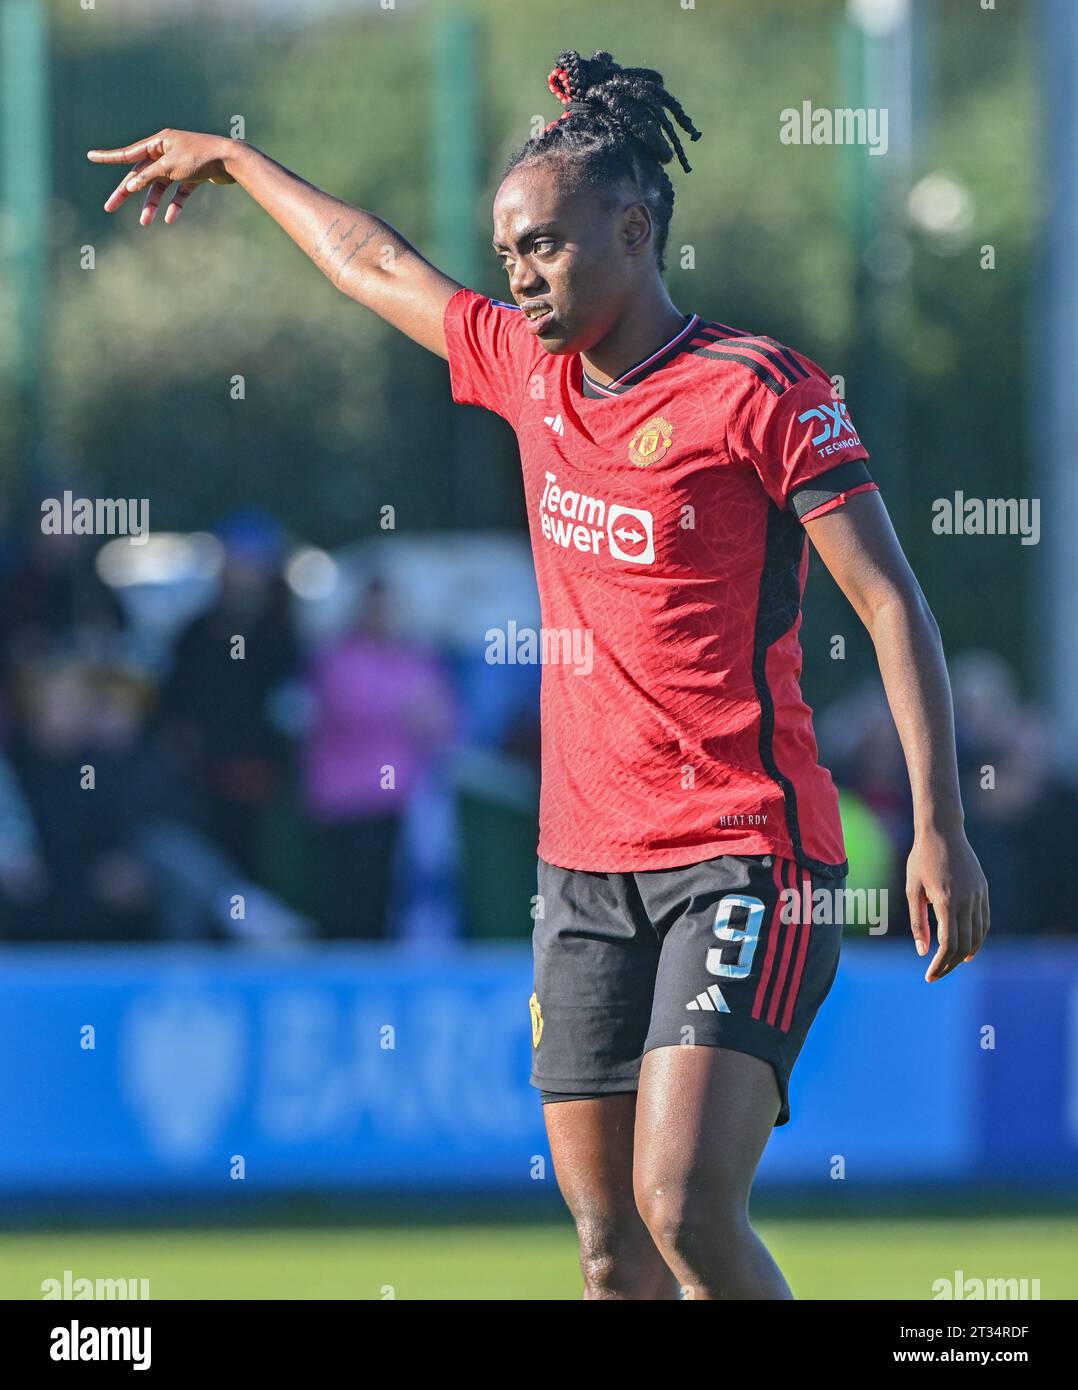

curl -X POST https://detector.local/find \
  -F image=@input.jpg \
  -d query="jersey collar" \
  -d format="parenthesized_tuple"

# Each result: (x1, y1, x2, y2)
(578, 312, 700, 399)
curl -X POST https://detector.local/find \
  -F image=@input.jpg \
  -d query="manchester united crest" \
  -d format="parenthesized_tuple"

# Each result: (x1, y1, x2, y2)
(628, 415, 674, 467)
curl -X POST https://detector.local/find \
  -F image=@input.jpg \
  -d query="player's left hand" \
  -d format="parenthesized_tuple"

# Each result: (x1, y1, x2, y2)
(905, 829, 989, 982)
(87, 129, 236, 226)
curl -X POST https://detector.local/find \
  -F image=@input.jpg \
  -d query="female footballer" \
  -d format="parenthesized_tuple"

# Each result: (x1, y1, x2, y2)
(89, 48, 989, 1300)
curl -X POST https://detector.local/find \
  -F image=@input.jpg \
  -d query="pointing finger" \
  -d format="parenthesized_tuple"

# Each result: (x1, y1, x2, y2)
(87, 137, 163, 165)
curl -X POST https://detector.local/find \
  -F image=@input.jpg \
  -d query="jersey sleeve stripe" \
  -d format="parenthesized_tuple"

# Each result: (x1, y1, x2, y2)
(754, 336, 811, 381)
(718, 337, 806, 385)
(694, 347, 787, 395)
(693, 327, 808, 388)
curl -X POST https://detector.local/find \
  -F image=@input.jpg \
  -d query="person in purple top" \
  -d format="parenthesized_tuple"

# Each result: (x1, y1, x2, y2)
(302, 576, 457, 938)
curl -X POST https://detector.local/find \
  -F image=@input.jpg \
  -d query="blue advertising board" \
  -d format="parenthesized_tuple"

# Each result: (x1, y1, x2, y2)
(0, 941, 1074, 1195)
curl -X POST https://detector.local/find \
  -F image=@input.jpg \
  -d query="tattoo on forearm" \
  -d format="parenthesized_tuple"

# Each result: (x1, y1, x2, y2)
(310, 216, 380, 285)
(335, 246, 360, 282)
(310, 217, 340, 257)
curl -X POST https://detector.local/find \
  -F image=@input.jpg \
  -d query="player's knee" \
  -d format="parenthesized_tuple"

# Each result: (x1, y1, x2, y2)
(575, 1215, 656, 1297)
(635, 1183, 748, 1267)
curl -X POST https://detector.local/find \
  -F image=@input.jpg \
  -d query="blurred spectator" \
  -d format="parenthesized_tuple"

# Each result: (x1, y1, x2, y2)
(0, 751, 49, 919)
(2, 662, 163, 940)
(157, 510, 300, 878)
(820, 653, 1078, 937)
(0, 655, 311, 944)
(301, 575, 457, 939)
(0, 526, 123, 675)
(952, 650, 1078, 935)
(818, 682, 911, 853)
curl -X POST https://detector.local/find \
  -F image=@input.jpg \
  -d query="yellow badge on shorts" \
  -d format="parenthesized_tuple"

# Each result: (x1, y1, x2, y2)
(628, 415, 674, 467)
(529, 992, 544, 1048)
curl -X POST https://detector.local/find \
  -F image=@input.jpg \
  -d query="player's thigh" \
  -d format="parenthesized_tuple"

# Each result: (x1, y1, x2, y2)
(634, 1046, 779, 1211)
(530, 857, 659, 1099)
(542, 1093, 640, 1224)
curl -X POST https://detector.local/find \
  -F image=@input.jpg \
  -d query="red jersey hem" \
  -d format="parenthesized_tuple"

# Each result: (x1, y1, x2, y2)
(536, 832, 847, 876)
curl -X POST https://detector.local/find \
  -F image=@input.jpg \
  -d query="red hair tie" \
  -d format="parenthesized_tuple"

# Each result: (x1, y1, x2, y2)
(547, 66, 573, 105)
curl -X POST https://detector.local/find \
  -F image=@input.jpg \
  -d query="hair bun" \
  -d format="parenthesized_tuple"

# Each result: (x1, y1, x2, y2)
(509, 50, 702, 275)
(547, 48, 701, 172)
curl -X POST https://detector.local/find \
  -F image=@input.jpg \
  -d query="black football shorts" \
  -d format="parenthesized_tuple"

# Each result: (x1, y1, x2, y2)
(529, 853, 844, 1126)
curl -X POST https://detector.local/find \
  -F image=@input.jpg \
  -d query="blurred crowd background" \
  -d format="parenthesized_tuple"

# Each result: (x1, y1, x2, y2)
(0, 0, 1072, 946)
(0, 508, 1075, 945)
(0, 509, 546, 943)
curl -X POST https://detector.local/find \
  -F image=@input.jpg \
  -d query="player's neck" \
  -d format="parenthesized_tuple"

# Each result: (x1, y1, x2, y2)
(580, 291, 690, 387)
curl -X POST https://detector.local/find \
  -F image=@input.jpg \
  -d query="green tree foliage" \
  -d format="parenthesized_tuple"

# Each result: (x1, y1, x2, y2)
(19, 0, 1035, 681)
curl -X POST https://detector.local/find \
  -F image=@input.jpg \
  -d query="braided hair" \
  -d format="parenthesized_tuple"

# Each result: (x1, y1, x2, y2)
(503, 50, 702, 275)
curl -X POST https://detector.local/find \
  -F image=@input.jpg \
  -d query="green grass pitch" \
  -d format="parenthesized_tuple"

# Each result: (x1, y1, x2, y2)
(2, 1215, 1074, 1300)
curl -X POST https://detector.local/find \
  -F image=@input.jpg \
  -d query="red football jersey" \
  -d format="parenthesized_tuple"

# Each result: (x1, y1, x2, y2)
(443, 287, 876, 874)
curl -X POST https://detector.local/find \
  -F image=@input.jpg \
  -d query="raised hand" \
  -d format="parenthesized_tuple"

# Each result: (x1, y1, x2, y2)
(87, 129, 237, 225)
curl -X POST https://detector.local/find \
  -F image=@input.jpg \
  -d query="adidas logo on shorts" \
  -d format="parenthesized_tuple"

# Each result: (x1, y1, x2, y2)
(686, 984, 731, 1013)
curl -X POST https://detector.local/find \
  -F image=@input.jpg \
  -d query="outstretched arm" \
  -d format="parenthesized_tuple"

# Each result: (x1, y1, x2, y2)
(803, 489, 990, 982)
(87, 130, 461, 358)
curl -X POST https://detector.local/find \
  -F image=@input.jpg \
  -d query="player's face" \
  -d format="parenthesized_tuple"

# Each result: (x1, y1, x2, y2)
(491, 160, 646, 355)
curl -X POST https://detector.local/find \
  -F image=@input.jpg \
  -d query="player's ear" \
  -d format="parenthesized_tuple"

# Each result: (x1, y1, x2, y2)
(620, 200, 653, 256)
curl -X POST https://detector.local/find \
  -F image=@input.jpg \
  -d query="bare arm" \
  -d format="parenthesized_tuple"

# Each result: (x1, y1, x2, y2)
(87, 130, 461, 358)
(803, 489, 990, 981)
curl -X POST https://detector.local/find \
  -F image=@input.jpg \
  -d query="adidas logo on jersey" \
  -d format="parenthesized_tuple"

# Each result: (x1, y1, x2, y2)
(686, 984, 731, 1013)
(544, 414, 565, 436)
